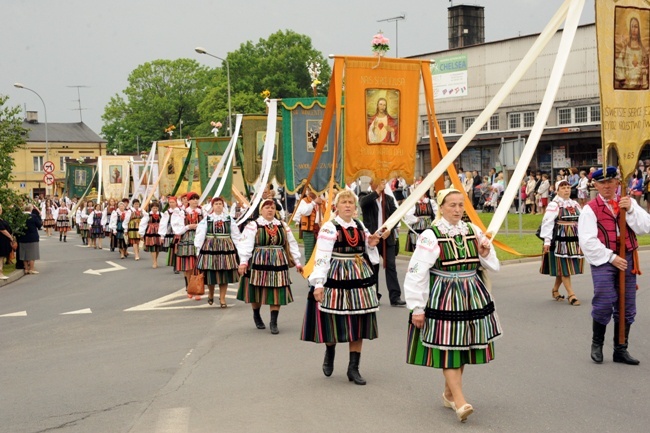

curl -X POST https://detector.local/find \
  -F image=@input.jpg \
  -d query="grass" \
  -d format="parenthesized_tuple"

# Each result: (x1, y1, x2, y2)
(2, 261, 16, 276)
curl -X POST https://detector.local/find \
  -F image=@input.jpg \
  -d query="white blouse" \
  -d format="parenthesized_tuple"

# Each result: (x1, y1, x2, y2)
(171, 207, 206, 236)
(539, 196, 581, 246)
(237, 217, 301, 266)
(194, 212, 242, 251)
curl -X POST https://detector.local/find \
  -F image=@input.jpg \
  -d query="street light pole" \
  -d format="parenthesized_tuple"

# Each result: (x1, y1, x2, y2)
(195, 47, 232, 135)
(14, 82, 50, 194)
(377, 14, 406, 57)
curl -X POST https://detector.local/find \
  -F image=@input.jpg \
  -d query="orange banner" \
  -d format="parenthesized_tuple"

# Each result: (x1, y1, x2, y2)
(343, 56, 422, 183)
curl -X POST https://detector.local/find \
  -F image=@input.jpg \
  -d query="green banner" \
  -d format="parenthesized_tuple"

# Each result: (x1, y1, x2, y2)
(194, 137, 234, 202)
(241, 114, 285, 185)
(65, 163, 96, 198)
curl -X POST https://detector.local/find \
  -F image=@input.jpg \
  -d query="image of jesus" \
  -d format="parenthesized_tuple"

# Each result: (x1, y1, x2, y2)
(367, 97, 399, 144)
(614, 10, 650, 90)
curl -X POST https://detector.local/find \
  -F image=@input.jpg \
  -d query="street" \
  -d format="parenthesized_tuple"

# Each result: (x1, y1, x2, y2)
(1, 232, 649, 433)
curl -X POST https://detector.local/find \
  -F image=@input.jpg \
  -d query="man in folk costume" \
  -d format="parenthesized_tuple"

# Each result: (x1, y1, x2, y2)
(578, 166, 650, 365)
(292, 186, 325, 262)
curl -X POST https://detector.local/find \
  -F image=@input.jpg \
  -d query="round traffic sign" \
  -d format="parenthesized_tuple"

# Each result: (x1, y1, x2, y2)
(43, 173, 55, 185)
(43, 161, 56, 173)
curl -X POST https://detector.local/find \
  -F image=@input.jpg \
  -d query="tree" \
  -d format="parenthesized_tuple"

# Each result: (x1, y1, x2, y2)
(0, 95, 30, 234)
(196, 30, 331, 135)
(101, 59, 213, 153)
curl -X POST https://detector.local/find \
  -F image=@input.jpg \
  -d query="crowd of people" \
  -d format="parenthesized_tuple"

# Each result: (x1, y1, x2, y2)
(2, 163, 649, 424)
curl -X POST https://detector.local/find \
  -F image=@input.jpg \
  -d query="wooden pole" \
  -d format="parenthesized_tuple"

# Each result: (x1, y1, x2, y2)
(618, 188, 627, 345)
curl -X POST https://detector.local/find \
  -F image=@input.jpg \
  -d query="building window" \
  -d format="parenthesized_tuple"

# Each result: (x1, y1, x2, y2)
(489, 114, 499, 131)
(33, 156, 44, 172)
(422, 120, 430, 138)
(509, 111, 536, 129)
(463, 116, 475, 132)
(558, 108, 572, 125)
(508, 113, 521, 129)
(523, 112, 536, 128)
(60, 157, 67, 172)
(558, 105, 600, 125)
(575, 106, 588, 124)
(590, 105, 600, 122)
(438, 118, 457, 135)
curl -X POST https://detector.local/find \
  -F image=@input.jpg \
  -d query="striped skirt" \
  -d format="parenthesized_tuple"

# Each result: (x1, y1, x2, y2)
(301, 287, 378, 343)
(176, 230, 197, 271)
(56, 216, 70, 232)
(198, 235, 239, 285)
(143, 224, 162, 252)
(90, 223, 104, 238)
(319, 253, 379, 315)
(406, 269, 502, 368)
(43, 216, 56, 228)
(540, 251, 584, 277)
(127, 219, 141, 244)
(236, 246, 292, 305)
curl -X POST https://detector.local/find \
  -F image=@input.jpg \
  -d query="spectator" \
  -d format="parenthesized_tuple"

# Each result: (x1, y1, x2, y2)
(0, 204, 15, 280)
(18, 204, 42, 275)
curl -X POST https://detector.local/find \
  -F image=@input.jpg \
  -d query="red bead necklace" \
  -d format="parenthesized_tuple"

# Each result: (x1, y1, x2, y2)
(342, 226, 360, 247)
(265, 223, 279, 239)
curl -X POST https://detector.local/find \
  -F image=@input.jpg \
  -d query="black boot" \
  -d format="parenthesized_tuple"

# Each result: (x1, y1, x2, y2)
(591, 320, 606, 363)
(613, 322, 640, 365)
(253, 308, 266, 329)
(347, 351, 366, 385)
(59, 233, 62, 242)
(63, 236, 66, 242)
(269, 310, 279, 334)
(322, 344, 336, 377)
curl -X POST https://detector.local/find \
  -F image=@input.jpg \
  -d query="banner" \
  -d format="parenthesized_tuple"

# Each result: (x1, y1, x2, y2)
(596, 1, 650, 178)
(131, 158, 159, 201)
(157, 139, 198, 197)
(100, 156, 131, 200)
(241, 114, 285, 185)
(194, 136, 234, 202)
(343, 56, 421, 183)
(281, 97, 343, 194)
(65, 163, 96, 199)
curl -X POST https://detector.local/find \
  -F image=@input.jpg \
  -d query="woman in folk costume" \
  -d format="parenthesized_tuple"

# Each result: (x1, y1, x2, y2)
(539, 180, 584, 306)
(109, 201, 131, 259)
(237, 199, 302, 334)
(138, 201, 163, 268)
(172, 193, 206, 299)
(403, 188, 502, 423)
(55, 200, 71, 242)
(194, 197, 241, 307)
(88, 201, 105, 250)
(127, 199, 144, 261)
(103, 198, 118, 252)
(159, 196, 181, 273)
(301, 190, 381, 385)
(80, 201, 93, 246)
(41, 199, 57, 237)
(403, 192, 438, 252)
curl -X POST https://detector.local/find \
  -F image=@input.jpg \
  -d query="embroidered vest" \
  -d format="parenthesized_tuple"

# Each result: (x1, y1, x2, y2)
(300, 199, 324, 232)
(415, 201, 434, 218)
(587, 196, 638, 252)
(430, 224, 480, 271)
(332, 219, 366, 255)
(208, 217, 231, 235)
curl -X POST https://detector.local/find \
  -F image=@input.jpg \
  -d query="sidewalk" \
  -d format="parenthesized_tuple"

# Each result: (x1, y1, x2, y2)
(0, 269, 25, 288)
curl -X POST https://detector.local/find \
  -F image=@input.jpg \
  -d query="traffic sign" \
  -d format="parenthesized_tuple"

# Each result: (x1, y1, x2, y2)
(43, 161, 55, 173)
(43, 173, 55, 185)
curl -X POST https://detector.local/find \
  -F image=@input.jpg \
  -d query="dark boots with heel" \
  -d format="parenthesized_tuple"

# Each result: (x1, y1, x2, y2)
(270, 310, 279, 334)
(613, 322, 640, 365)
(347, 351, 366, 385)
(322, 344, 336, 377)
(253, 308, 266, 329)
(591, 320, 606, 363)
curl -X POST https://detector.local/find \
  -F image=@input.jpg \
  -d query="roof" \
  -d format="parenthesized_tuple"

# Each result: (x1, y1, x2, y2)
(22, 121, 107, 144)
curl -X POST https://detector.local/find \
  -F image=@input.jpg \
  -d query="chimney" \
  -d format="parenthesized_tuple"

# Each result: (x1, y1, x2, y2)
(26, 111, 39, 123)
(448, 4, 485, 49)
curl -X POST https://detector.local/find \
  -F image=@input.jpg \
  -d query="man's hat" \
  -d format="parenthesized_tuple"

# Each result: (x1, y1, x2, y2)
(590, 166, 618, 182)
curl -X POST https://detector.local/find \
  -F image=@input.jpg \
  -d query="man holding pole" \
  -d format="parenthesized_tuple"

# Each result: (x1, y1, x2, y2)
(578, 166, 650, 365)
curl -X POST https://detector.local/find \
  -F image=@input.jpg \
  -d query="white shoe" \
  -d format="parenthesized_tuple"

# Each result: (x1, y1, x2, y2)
(30, 270, 39, 274)
(0, 275, 9, 280)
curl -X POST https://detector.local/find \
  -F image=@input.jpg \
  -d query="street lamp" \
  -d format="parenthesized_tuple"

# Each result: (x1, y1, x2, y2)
(195, 46, 232, 135)
(14, 82, 50, 194)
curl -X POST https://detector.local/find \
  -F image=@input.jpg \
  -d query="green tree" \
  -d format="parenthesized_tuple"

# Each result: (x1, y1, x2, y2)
(0, 95, 30, 234)
(101, 59, 213, 153)
(196, 30, 331, 136)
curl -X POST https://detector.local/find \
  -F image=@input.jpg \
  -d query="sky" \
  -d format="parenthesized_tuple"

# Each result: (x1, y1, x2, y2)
(1, 0, 595, 137)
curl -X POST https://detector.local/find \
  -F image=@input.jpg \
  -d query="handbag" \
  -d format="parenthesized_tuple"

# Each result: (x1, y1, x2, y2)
(187, 271, 205, 296)
(10, 240, 17, 251)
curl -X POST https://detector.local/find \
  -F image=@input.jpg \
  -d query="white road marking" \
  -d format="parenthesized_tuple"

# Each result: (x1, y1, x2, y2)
(84, 261, 126, 275)
(0, 311, 27, 317)
(125, 286, 238, 311)
(155, 407, 190, 433)
(61, 308, 92, 315)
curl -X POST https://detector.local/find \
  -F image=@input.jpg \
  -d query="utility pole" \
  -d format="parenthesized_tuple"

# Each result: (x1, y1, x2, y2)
(377, 14, 406, 57)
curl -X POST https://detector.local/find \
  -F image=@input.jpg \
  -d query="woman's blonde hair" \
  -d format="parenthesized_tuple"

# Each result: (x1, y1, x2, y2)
(333, 189, 357, 207)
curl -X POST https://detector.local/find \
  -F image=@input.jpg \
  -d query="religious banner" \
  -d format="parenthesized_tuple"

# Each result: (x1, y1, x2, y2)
(157, 139, 199, 197)
(281, 97, 343, 194)
(131, 157, 159, 201)
(596, 1, 650, 178)
(241, 114, 285, 185)
(194, 136, 234, 201)
(343, 56, 421, 183)
(65, 163, 95, 199)
(100, 155, 131, 200)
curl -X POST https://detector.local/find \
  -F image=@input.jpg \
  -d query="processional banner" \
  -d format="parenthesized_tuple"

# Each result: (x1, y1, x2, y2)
(194, 137, 233, 202)
(157, 139, 200, 197)
(100, 156, 131, 200)
(241, 115, 285, 185)
(596, 0, 650, 178)
(131, 159, 159, 201)
(281, 97, 343, 194)
(65, 163, 95, 199)
(343, 56, 421, 182)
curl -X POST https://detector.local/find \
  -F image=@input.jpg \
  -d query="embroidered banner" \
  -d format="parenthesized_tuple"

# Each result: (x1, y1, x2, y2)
(241, 114, 285, 185)
(157, 139, 200, 197)
(99, 155, 131, 200)
(343, 56, 421, 183)
(596, 0, 650, 178)
(65, 163, 96, 199)
(194, 136, 234, 202)
(280, 97, 343, 194)
(131, 158, 160, 201)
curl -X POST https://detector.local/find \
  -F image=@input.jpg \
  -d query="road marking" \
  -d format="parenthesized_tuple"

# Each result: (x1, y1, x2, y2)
(125, 286, 238, 311)
(61, 308, 92, 315)
(84, 261, 126, 275)
(155, 407, 190, 433)
(0, 311, 27, 317)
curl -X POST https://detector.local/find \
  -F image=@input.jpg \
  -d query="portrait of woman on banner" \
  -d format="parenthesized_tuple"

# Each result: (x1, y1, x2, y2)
(366, 90, 400, 144)
(614, 8, 650, 90)
(110, 165, 123, 184)
(256, 131, 279, 161)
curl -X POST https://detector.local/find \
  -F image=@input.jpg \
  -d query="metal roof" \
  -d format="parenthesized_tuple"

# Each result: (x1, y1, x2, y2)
(22, 121, 106, 144)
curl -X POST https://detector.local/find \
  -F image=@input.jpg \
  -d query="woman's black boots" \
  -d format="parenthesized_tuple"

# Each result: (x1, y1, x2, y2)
(269, 310, 279, 334)
(322, 344, 336, 377)
(253, 308, 266, 329)
(347, 351, 366, 385)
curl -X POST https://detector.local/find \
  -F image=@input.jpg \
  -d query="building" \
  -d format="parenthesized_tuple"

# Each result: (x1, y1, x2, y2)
(412, 7, 629, 182)
(10, 111, 107, 198)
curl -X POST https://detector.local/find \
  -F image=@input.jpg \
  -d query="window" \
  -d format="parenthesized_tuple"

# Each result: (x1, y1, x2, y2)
(438, 118, 457, 135)
(33, 156, 44, 172)
(422, 120, 430, 138)
(60, 157, 67, 172)
(489, 114, 499, 131)
(509, 111, 537, 129)
(590, 105, 600, 122)
(558, 105, 600, 125)
(465, 115, 498, 132)
(463, 116, 475, 132)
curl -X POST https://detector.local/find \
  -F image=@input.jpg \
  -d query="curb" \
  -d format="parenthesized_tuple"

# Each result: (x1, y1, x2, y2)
(0, 269, 25, 288)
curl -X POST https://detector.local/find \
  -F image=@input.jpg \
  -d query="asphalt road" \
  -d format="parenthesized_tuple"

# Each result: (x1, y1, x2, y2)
(1, 232, 649, 433)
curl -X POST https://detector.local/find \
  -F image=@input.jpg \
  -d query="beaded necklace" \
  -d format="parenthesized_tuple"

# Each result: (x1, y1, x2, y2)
(341, 225, 360, 247)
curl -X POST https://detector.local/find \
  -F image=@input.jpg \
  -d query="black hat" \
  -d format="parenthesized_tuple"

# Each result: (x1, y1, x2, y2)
(590, 166, 618, 182)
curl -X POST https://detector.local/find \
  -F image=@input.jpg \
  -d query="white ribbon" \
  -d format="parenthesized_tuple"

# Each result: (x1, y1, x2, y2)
(130, 142, 157, 205)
